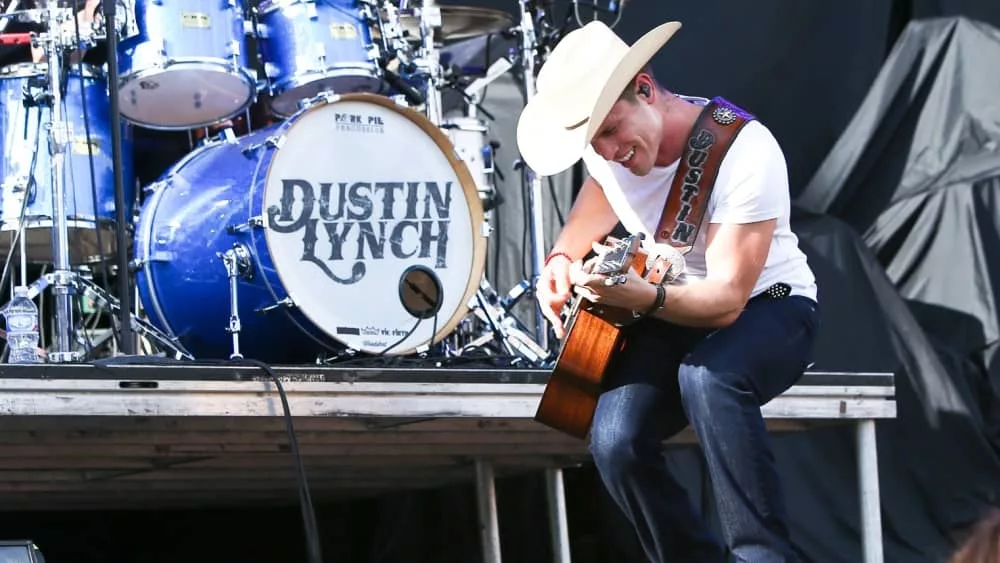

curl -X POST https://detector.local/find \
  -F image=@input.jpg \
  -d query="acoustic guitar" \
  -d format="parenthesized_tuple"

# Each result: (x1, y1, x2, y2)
(534, 233, 686, 439)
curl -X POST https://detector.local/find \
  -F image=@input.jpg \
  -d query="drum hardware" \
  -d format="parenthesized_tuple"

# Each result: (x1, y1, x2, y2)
(458, 278, 550, 364)
(220, 242, 253, 359)
(22, 270, 193, 360)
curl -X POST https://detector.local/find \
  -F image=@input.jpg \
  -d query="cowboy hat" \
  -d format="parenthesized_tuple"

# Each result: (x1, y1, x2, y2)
(516, 20, 681, 176)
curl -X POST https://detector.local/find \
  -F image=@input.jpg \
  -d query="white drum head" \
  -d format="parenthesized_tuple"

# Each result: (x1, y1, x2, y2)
(119, 64, 255, 129)
(263, 94, 486, 355)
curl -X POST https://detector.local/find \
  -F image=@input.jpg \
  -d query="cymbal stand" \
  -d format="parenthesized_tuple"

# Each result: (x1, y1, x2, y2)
(514, 0, 550, 352)
(415, 0, 443, 125)
(38, 6, 80, 362)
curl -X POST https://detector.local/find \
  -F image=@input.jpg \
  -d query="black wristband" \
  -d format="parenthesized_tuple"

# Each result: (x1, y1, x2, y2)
(636, 283, 666, 320)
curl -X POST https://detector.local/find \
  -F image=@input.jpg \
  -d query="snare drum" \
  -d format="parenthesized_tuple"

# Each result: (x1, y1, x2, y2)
(0, 63, 135, 264)
(117, 0, 258, 130)
(256, 0, 383, 117)
(134, 93, 486, 362)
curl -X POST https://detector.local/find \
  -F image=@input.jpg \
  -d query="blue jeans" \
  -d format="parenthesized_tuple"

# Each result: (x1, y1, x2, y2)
(589, 294, 819, 563)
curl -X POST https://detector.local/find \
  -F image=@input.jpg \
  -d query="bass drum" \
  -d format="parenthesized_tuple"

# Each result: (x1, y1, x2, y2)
(134, 93, 486, 363)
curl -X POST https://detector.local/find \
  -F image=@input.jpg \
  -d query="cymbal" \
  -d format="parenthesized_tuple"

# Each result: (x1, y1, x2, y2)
(388, 6, 514, 43)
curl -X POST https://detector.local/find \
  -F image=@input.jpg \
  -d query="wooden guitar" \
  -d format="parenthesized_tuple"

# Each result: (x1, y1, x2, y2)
(534, 233, 686, 439)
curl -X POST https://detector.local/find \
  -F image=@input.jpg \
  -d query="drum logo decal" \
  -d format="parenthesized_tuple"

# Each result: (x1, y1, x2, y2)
(267, 179, 453, 285)
(334, 112, 385, 134)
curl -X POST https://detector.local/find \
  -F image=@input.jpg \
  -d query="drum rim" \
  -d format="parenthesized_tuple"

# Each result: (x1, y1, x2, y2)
(267, 68, 383, 116)
(260, 92, 488, 356)
(257, 0, 351, 15)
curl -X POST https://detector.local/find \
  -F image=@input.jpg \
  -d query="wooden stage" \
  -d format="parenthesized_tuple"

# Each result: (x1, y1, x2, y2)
(0, 359, 897, 563)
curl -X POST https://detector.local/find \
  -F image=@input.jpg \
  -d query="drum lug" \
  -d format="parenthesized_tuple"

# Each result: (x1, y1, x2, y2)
(242, 135, 284, 155)
(298, 91, 338, 111)
(256, 297, 294, 314)
(226, 216, 264, 234)
(264, 61, 280, 78)
(366, 43, 381, 64)
(147, 251, 175, 262)
(226, 40, 242, 58)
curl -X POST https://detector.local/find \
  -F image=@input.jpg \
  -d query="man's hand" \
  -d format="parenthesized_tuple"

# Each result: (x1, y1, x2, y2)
(570, 265, 657, 313)
(535, 254, 574, 339)
(567, 241, 658, 311)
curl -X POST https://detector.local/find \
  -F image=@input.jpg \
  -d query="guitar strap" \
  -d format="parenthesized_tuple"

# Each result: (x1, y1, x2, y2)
(653, 97, 755, 249)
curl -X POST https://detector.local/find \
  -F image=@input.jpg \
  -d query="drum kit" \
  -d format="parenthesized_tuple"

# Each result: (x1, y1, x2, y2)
(0, 0, 618, 365)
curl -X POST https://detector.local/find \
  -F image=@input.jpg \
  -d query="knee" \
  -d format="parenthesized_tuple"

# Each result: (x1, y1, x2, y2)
(589, 419, 644, 482)
(677, 363, 748, 418)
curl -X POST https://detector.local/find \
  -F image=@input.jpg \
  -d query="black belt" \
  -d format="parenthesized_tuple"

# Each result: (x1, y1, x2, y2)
(750, 282, 792, 302)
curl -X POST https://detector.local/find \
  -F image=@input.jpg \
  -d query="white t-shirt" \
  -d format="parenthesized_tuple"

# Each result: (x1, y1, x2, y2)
(582, 107, 817, 302)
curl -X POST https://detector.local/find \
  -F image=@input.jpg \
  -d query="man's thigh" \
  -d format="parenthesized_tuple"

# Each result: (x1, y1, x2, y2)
(597, 319, 710, 439)
(684, 296, 819, 405)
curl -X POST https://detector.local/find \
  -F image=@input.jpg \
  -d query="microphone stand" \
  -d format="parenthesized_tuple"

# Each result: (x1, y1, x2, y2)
(101, 0, 134, 355)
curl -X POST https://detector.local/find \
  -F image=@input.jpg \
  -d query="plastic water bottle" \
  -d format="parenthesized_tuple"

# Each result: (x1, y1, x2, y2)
(2, 286, 41, 364)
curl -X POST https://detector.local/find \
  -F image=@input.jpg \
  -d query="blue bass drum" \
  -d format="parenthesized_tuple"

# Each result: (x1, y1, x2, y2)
(256, 0, 383, 117)
(0, 63, 135, 264)
(134, 93, 486, 363)
(117, 0, 258, 130)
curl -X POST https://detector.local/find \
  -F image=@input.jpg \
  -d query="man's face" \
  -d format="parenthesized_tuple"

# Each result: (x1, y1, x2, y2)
(590, 96, 659, 176)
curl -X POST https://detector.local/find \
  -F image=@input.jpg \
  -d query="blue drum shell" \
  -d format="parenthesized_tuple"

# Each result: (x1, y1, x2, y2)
(134, 126, 341, 363)
(0, 63, 135, 264)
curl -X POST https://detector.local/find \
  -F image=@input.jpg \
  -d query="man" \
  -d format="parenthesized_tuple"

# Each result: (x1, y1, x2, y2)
(516, 20, 819, 563)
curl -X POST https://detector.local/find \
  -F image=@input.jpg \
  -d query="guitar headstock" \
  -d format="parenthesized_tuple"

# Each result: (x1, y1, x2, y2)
(593, 233, 644, 276)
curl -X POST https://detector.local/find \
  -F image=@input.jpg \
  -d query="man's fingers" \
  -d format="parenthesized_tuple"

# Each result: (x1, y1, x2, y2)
(553, 269, 571, 298)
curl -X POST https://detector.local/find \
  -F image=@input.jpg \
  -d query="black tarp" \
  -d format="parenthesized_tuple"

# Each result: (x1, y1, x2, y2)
(787, 15, 1000, 561)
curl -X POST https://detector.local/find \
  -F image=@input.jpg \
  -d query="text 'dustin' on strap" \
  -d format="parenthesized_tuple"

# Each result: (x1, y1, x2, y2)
(654, 97, 755, 251)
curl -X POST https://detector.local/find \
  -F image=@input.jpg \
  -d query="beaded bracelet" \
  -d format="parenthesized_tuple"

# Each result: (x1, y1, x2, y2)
(544, 251, 572, 267)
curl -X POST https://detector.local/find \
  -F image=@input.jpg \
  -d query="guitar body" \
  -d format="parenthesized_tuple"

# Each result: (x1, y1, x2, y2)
(534, 235, 678, 439)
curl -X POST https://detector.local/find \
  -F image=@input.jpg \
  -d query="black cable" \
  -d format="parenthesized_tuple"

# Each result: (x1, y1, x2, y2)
(229, 358, 323, 563)
(378, 317, 421, 356)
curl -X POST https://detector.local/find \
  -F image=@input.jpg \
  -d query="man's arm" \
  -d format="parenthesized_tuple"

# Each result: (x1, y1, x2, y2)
(649, 218, 775, 327)
(547, 175, 621, 260)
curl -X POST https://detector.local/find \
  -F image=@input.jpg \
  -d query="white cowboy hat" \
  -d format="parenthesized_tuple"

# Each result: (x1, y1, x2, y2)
(516, 20, 682, 176)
